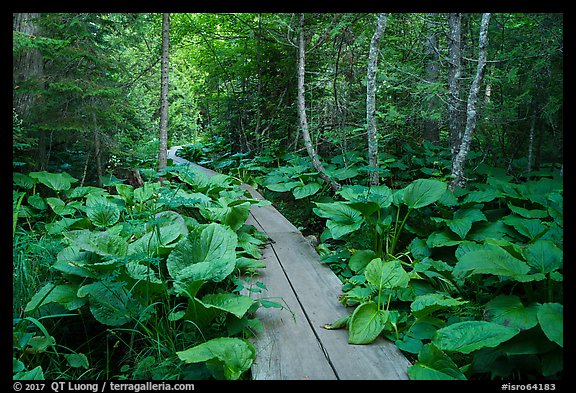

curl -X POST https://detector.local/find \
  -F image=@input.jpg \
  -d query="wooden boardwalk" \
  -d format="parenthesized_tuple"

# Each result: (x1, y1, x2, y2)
(167, 147, 411, 380)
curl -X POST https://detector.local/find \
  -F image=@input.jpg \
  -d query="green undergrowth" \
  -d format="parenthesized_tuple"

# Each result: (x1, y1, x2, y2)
(13, 164, 280, 380)
(179, 140, 563, 380)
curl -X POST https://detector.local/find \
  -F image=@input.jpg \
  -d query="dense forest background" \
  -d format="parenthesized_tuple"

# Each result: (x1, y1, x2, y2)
(13, 13, 563, 182)
(13, 13, 563, 381)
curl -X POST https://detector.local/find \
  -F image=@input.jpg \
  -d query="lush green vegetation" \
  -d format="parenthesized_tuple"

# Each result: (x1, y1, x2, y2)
(178, 137, 563, 380)
(13, 165, 280, 379)
(14, 12, 562, 380)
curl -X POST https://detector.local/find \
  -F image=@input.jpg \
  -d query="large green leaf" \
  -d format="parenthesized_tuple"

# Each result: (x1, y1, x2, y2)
(365, 258, 410, 290)
(13, 366, 45, 380)
(77, 282, 142, 326)
(46, 197, 77, 216)
(453, 244, 530, 280)
(407, 343, 467, 380)
(27, 194, 47, 210)
(349, 249, 377, 273)
(313, 202, 363, 239)
(29, 171, 77, 191)
(177, 337, 256, 380)
(128, 211, 189, 257)
(64, 353, 89, 369)
(46, 217, 83, 235)
(125, 262, 163, 285)
(410, 293, 467, 318)
(66, 230, 128, 257)
(265, 181, 300, 193)
(445, 208, 487, 239)
(292, 182, 321, 199)
(67, 186, 108, 199)
(86, 199, 121, 227)
(133, 182, 161, 203)
(13, 172, 35, 189)
(25, 283, 85, 313)
(201, 201, 251, 231)
(347, 301, 389, 344)
(52, 245, 99, 277)
(524, 240, 563, 274)
(462, 189, 500, 204)
(507, 203, 549, 219)
(484, 295, 539, 330)
(166, 223, 238, 293)
(198, 293, 255, 319)
(537, 303, 563, 347)
(426, 230, 463, 248)
(338, 184, 393, 207)
(502, 215, 548, 240)
(401, 179, 447, 209)
(432, 321, 520, 354)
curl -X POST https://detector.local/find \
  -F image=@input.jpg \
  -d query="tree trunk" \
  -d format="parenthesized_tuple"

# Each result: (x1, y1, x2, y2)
(92, 110, 103, 187)
(297, 13, 340, 191)
(366, 13, 388, 186)
(423, 13, 440, 144)
(157, 13, 170, 171)
(449, 13, 491, 191)
(447, 13, 463, 162)
(13, 13, 46, 169)
(526, 105, 537, 174)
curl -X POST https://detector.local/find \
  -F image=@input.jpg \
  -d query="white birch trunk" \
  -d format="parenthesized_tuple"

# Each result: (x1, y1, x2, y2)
(449, 13, 491, 191)
(527, 106, 537, 173)
(366, 13, 387, 186)
(297, 13, 340, 191)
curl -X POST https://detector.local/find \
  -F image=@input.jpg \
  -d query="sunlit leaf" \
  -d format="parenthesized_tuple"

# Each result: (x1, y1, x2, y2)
(432, 321, 519, 354)
(177, 337, 255, 380)
(347, 301, 388, 344)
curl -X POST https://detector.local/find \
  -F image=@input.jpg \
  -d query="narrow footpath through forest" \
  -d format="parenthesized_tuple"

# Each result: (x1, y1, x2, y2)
(167, 146, 411, 380)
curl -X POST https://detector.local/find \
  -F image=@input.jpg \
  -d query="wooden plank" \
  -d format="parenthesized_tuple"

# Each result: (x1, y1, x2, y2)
(266, 231, 411, 380)
(242, 243, 338, 380)
(243, 213, 337, 379)
(165, 147, 411, 380)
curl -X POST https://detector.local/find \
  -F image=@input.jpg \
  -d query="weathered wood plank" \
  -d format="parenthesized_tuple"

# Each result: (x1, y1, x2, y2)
(165, 147, 411, 380)
(266, 231, 411, 380)
(243, 243, 338, 380)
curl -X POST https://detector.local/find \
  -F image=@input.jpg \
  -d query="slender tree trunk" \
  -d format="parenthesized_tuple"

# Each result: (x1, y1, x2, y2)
(527, 105, 537, 174)
(92, 110, 103, 187)
(366, 13, 388, 186)
(297, 13, 340, 191)
(157, 13, 170, 171)
(449, 13, 491, 191)
(423, 13, 440, 143)
(447, 13, 463, 162)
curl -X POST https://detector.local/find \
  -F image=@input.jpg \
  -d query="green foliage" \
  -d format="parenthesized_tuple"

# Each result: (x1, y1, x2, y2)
(14, 11, 562, 381)
(13, 167, 270, 380)
(300, 144, 563, 380)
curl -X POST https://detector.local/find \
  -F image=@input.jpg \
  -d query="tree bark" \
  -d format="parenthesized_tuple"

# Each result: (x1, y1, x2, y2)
(366, 13, 388, 186)
(297, 13, 340, 191)
(157, 13, 170, 171)
(447, 13, 463, 162)
(423, 13, 440, 144)
(13, 13, 46, 169)
(92, 110, 103, 187)
(449, 13, 491, 191)
(526, 105, 537, 174)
